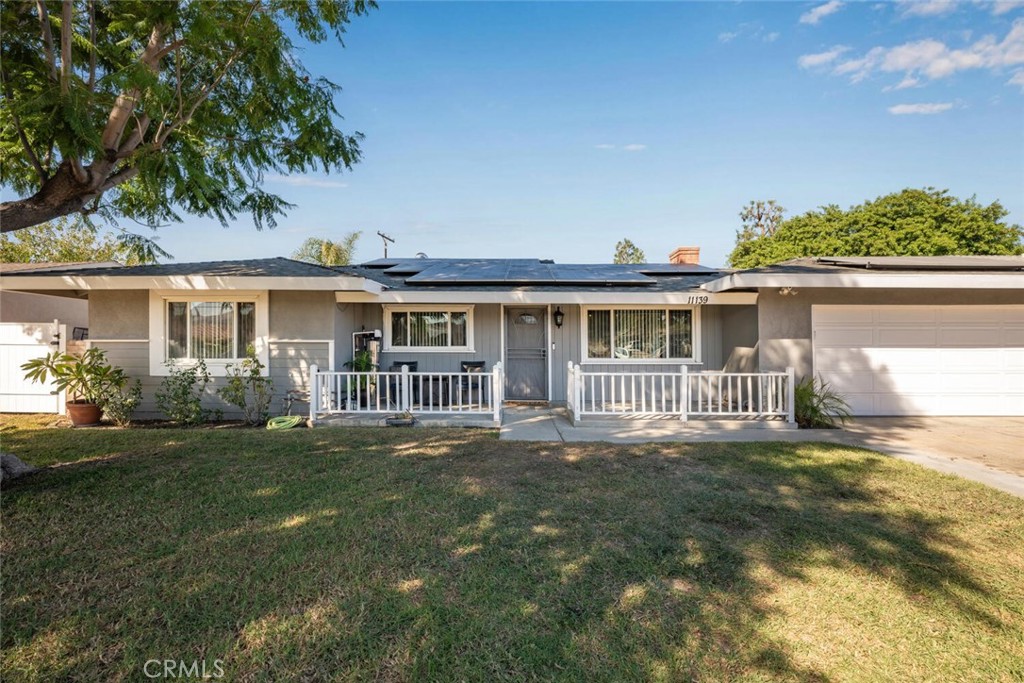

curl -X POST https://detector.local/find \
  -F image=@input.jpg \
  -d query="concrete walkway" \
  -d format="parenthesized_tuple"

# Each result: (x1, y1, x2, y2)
(499, 407, 1024, 498)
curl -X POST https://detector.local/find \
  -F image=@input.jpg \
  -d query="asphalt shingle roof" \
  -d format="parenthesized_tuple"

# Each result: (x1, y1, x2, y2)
(1, 257, 352, 278)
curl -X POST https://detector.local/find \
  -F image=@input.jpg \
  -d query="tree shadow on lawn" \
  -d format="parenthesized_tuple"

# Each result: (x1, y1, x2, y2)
(1, 431, 1018, 682)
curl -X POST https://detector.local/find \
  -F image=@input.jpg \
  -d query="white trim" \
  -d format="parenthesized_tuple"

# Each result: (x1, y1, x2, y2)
(546, 304, 552, 402)
(86, 338, 149, 343)
(703, 271, 1024, 292)
(148, 290, 270, 376)
(1, 274, 380, 292)
(579, 304, 701, 365)
(337, 291, 757, 305)
(381, 304, 476, 353)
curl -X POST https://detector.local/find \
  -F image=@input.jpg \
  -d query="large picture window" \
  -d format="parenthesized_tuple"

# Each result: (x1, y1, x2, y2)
(584, 307, 696, 361)
(384, 306, 474, 352)
(166, 301, 256, 360)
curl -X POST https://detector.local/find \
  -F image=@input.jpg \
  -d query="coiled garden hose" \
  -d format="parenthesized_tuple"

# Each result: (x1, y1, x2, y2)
(266, 415, 305, 431)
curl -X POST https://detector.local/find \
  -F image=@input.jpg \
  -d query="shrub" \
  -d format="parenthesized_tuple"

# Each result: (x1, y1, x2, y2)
(217, 348, 273, 426)
(156, 360, 211, 427)
(21, 347, 128, 405)
(100, 379, 142, 427)
(795, 375, 852, 429)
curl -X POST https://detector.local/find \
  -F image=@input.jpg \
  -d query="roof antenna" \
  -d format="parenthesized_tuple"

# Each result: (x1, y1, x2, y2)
(377, 231, 395, 258)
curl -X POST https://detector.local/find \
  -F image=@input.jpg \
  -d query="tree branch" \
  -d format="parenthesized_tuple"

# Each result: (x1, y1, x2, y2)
(98, 166, 139, 192)
(99, 23, 166, 153)
(60, 0, 73, 95)
(116, 114, 150, 157)
(36, 0, 58, 82)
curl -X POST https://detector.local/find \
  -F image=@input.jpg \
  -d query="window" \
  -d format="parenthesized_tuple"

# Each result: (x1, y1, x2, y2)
(384, 306, 474, 352)
(166, 301, 256, 360)
(584, 307, 696, 362)
(150, 291, 268, 376)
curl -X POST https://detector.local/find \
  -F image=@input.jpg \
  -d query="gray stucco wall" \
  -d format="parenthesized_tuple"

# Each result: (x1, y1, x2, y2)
(758, 287, 1024, 378)
(88, 290, 332, 419)
(89, 290, 148, 338)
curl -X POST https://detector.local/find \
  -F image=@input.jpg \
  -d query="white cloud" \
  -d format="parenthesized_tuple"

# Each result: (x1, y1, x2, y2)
(622, 144, 647, 152)
(765, 32, 781, 43)
(718, 31, 739, 43)
(992, 0, 1024, 15)
(883, 75, 923, 90)
(888, 102, 954, 114)
(899, 0, 959, 17)
(826, 19, 1024, 87)
(1009, 69, 1024, 88)
(265, 174, 348, 189)
(800, 1, 845, 25)
(798, 45, 851, 68)
(594, 144, 616, 150)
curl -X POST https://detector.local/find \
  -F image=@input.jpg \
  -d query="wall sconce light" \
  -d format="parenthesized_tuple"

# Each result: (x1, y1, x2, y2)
(553, 306, 565, 328)
(778, 287, 798, 296)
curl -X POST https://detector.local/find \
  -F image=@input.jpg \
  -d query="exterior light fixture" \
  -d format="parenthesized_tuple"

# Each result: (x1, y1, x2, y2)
(553, 306, 565, 328)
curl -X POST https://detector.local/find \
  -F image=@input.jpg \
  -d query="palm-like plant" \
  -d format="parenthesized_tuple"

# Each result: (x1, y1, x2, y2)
(21, 348, 128, 405)
(795, 375, 852, 429)
(292, 232, 361, 266)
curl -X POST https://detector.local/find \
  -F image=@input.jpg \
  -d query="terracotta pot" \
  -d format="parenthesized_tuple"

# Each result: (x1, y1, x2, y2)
(66, 401, 103, 426)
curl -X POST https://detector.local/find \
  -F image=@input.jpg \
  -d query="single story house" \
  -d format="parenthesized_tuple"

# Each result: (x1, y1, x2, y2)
(1, 250, 1021, 423)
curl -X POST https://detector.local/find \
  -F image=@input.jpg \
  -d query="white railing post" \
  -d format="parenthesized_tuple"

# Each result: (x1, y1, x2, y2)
(786, 367, 796, 424)
(680, 364, 689, 422)
(309, 364, 319, 422)
(401, 365, 411, 412)
(566, 362, 575, 420)
(492, 363, 502, 422)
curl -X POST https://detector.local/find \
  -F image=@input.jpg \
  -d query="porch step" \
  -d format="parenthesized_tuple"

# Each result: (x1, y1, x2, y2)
(313, 412, 499, 429)
(573, 416, 797, 430)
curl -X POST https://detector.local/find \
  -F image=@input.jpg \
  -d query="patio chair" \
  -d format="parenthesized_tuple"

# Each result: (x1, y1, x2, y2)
(459, 361, 486, 406)
(387, 361, 419, 409)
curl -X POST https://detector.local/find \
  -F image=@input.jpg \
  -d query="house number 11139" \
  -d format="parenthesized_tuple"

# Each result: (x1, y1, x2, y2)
(686, 295, 709, 305)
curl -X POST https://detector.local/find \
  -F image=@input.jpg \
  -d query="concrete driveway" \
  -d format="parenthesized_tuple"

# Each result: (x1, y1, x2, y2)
(837, 417, 1024, 477)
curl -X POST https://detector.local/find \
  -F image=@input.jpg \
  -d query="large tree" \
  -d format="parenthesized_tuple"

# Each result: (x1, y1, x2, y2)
(293, 231, 360, 266)
(0, 0, 372, 233)
(728, 188, 1023, 268)
(0, 218, 168, 264)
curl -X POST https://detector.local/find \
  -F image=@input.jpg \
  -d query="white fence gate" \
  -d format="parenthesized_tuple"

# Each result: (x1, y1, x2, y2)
(0, 320, 66, 414)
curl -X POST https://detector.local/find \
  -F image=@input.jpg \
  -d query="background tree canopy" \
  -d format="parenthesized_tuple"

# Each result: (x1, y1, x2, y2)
(613, 238, 646, 264)
(728, 188, 1023, 268)
(0, 0, 373, 233)
(292, 232, 361, 266)
(0, 218, 167, 264)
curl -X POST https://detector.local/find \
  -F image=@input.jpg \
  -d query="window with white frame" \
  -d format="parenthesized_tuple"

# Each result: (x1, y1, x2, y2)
(383, 305, 474, 352)
(583, 307, 696, 361)
(150, 291, 269, 375)
(166, 300, 256, 360)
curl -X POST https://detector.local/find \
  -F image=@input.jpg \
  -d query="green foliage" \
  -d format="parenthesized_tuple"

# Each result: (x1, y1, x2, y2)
(293, 232, 361, 266)
(343, 349, 376, 392)
(0, 218, 168, 264)
(728, 188, 1023, 268)
(1, 0, 374, 231)
(156, 360, 211, 426)
(217, 347, 274, 426)
(795, 375, 852, 429)
(21, 347, 129, 405)
(613, 238, 646, 264)
(102, 379, 143, 427)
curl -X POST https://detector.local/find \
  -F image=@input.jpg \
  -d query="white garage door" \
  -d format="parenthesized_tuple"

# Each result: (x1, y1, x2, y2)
(813, 305, 1024, 416)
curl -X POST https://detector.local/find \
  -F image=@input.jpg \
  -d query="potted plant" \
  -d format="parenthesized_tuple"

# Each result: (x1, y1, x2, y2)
(21, 348, 130, 426)
(343, 349, 378, 408)
(386, 410, 415, 427)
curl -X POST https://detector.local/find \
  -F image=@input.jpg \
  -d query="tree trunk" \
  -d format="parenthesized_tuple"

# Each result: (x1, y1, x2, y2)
(0, 162, 100, 232)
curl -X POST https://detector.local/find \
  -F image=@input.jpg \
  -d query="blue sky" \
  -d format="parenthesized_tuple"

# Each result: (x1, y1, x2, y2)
(163, 2, 1024, 266)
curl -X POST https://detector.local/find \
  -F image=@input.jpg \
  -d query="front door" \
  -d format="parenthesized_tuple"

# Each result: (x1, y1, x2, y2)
(505, 307, 548, 401)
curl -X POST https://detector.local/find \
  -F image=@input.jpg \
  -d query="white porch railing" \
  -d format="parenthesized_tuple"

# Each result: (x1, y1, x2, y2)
(309, 363, 503, 422)
(566, 362, 795, 423)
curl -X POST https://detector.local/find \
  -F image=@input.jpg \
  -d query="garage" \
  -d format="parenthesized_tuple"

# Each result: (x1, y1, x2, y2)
(813, 305, 1024, 416)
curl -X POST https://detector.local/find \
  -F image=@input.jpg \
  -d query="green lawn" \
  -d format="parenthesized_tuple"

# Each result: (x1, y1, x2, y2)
(2, 414, 1023, 682)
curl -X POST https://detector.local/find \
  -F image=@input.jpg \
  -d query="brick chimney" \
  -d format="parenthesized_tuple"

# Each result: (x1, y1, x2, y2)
(669, 246, 700, 265)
